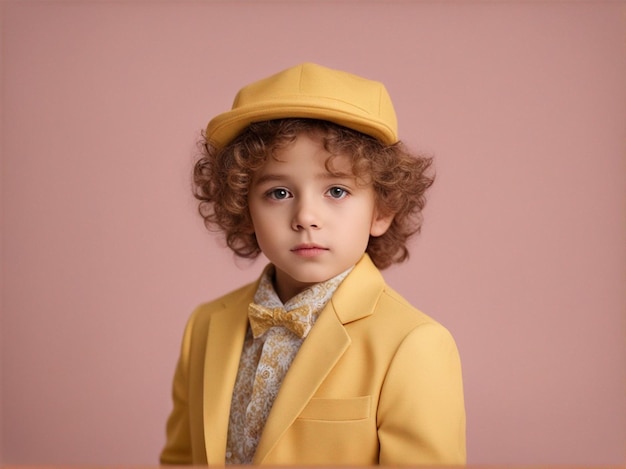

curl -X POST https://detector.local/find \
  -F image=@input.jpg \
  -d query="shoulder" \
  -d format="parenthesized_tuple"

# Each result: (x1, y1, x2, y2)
(372, 286, 463, 393)
(184, 279, 258, 334)
(195, 281, 257, 314)
(377, 284, 440, 328)
(334, 255, 451, 335)
(370, 283, 454, 344)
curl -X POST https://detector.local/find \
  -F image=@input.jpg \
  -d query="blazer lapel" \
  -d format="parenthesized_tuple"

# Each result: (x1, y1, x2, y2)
(253, 254, 385, 463)
(253, 299, 351, 463)
(202, 285, 254, 464)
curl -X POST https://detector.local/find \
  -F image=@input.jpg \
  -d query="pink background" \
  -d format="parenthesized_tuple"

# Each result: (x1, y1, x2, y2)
(1, 0, 624, 465)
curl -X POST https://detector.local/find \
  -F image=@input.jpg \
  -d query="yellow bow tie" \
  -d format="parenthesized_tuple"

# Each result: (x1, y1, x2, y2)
(248, 303, 313, 339)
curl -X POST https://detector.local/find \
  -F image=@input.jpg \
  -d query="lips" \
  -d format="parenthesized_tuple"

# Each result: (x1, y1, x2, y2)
(291, 243, 329, 257)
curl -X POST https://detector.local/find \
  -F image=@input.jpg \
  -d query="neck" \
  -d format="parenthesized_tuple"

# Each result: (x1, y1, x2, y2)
(272, 269, 316, 304)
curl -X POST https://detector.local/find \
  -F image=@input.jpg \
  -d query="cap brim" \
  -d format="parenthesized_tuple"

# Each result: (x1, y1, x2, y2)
(206, 99, 397, 149)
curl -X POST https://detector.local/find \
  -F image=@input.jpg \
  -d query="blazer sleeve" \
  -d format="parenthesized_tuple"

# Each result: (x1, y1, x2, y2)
(159, 313, 195, 465)
(377, 322, 466, 465)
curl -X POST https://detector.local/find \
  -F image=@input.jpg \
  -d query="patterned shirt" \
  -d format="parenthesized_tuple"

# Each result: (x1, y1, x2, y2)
(225, 265, 352, 464)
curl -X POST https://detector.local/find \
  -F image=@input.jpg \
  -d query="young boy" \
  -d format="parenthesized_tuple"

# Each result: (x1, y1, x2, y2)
(160, 63, 466, 465)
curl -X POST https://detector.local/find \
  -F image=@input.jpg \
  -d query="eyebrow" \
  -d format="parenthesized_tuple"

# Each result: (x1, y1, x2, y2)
(253, 171, 354, 186)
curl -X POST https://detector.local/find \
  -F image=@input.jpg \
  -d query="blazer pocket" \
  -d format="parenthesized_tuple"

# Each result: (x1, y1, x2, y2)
(298, 396, 371, 421)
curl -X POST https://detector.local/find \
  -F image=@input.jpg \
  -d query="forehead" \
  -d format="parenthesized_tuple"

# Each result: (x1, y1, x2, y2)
(263, 133, 354, 174)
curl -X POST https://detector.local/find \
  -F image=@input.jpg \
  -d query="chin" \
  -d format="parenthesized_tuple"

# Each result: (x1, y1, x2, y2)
(295, 269, 346, 285)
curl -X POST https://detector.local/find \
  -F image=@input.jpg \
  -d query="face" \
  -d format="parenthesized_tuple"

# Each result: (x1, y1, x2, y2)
(248, 133, 393, 302)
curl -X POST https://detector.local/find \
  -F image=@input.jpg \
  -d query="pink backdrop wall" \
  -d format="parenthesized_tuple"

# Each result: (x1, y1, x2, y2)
(1, 0, 624, 465)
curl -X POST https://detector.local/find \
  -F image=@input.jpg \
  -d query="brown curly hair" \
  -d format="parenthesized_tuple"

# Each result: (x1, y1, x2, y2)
(193, 118, 434, 269)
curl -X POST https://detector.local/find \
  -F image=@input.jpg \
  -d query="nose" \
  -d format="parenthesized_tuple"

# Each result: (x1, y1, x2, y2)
(291, 197, 321, 231)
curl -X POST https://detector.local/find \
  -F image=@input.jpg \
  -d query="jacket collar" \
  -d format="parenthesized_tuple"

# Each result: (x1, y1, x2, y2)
(330, 253, 386, 325)
(254, 254, 385, 463)
(202, 254, 386, 464)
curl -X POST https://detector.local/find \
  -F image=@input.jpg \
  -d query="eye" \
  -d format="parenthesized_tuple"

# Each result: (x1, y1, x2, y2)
(327, 186, 349, 199)
(266, 188, 292, 200)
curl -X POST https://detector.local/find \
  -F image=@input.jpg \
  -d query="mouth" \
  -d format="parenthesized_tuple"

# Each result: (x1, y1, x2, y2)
(291, 244, 329, 257)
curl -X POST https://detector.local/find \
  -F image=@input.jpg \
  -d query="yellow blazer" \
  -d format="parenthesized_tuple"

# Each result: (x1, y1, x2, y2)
(160, 255, 466, 465)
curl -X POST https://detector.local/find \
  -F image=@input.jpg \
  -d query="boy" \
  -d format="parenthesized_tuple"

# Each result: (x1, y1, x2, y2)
(161, 63, 466, 465)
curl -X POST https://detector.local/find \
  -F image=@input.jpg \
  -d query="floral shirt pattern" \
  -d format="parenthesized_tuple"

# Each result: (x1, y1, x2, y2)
(225, 265, 352, 464)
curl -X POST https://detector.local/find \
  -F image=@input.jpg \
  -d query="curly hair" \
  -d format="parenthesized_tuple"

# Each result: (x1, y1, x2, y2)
(193, 118, 434, 269)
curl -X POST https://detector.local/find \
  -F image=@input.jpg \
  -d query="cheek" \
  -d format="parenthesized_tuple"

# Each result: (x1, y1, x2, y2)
(347, 214, 377, 244)
(249, 209, 272, 237)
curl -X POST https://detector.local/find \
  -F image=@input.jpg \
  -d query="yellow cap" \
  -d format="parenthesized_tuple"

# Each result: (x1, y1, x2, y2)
(206, 63, 398, 148)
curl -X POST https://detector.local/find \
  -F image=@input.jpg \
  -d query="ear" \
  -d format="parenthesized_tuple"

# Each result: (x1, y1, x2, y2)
(369, 210, 394, 237)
